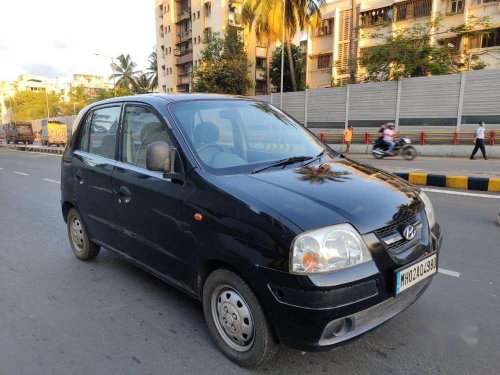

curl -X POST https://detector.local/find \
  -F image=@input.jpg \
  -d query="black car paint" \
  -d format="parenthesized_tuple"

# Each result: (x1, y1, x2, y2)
(61, 94, 441, 351)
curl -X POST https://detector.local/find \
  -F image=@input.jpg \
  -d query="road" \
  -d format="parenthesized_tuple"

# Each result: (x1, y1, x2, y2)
(1, 149, 499, 375)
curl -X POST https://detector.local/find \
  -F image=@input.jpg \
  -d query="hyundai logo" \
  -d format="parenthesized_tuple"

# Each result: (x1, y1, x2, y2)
(402, 225, 417, 240)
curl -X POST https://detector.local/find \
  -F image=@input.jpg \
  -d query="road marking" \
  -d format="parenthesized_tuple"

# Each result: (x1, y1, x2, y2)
(422, 188, 500, 199)
(44, 178, 60, 184)
(438, 268, 461, 277)
(13, 171, 29, 176)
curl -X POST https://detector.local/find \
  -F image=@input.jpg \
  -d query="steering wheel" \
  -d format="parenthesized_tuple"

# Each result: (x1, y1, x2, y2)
(196, 143, 225, 164)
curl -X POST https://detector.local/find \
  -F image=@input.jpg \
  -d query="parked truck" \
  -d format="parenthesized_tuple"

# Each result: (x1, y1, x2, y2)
(41, 120, 67, 147)
(6, 122, 34, 144)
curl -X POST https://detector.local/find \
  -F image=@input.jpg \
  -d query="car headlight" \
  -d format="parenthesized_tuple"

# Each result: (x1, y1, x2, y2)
(290, 223, 373, 274)
(419, 191, 436, 228)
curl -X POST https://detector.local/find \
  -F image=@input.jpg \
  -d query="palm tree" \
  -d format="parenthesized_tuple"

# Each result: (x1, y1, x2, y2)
(132, 73, 153, 94)
(147, 50, 158, 91)
(243, 0, 324, 92)
(111, 54, 138, 89)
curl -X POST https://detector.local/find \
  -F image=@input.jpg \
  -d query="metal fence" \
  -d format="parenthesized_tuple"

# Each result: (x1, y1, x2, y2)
(254, 69, 500, 131)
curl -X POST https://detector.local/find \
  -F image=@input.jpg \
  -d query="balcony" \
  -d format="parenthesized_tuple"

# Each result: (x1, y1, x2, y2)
(177, 73, 192, 86)
(176, 51, 193, 65)
(177, 29, 192, 44)
(228, 12, 243, 27)
(177, 7, 191, 23)
(395, 0, 432, 22)
(256, 46, 267, 58)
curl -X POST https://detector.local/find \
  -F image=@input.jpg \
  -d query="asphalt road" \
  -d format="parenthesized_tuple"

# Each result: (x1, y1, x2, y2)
(1, 149, 499, 375)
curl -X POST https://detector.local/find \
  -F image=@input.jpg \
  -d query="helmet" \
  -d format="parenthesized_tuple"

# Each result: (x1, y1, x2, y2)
(386, 123, 394, 129)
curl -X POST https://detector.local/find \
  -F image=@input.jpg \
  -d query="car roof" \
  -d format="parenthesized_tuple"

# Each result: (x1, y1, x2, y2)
(90, 93, 255, 107)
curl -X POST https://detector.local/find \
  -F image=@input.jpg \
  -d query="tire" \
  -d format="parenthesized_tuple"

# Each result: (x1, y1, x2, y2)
(372, 148, 384, 159)
(66, 208, 100, 261)
(402, 146, 417, 160)
(202, 269, 278, 367)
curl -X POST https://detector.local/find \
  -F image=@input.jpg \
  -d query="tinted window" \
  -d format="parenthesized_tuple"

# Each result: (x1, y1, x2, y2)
(78, 113, 92, 152)
(88, 106, 121, 159)
(121, 105, 172, 169)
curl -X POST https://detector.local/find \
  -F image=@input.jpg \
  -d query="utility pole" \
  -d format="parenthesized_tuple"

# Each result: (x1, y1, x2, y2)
(349, 0, 358, 83)
(280, 0, 285, 109)
(95, 53, 117, 97)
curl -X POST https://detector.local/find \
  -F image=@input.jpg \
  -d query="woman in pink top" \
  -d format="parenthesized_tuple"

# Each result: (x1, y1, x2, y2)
(383, 123, 395, 154)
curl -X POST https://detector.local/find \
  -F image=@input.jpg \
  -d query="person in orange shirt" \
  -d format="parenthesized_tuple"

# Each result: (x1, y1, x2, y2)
(343, 125, 353, 154)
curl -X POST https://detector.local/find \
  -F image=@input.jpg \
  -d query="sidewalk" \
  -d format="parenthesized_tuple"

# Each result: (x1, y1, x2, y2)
(348, 155, 500, 192)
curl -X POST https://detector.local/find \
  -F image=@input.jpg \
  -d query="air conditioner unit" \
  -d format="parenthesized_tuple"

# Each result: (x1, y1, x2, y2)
(228, 19, 235, 25)
(174, 49, 180, 56)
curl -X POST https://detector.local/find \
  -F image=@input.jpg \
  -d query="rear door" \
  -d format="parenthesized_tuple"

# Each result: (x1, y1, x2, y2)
(112, 103, 186, 281)
(72, 105, 123, 251)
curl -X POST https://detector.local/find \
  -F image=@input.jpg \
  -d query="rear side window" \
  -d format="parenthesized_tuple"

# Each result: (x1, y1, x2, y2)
(121, 105, 172, 169)
(78, 114, 92, 152)
(87, 106, 121, 159)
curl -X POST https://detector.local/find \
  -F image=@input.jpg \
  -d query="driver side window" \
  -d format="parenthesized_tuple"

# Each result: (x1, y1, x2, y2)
(121, 105, 172, 169)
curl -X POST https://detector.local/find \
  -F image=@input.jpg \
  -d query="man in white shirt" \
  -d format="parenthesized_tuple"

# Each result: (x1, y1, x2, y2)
(470, 121, 488, 160)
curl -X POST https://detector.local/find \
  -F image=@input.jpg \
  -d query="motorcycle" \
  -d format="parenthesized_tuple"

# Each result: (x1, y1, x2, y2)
(371, 136, 417, 160)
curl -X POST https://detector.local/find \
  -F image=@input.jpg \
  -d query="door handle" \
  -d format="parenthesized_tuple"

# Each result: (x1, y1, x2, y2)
(75, 171, 84, 185)
(118, 186, 132, 204)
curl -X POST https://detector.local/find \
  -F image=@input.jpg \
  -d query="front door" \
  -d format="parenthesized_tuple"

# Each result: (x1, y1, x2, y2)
(112, 104, 186, 282)
(72, 105, 123, 251)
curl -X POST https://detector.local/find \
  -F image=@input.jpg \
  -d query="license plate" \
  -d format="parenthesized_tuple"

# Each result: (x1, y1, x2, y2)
(395, 254, 437, 295)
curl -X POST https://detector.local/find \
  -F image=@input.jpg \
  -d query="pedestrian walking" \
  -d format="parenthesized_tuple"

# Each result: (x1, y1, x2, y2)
(343, 125, 353, 154)
(470, 121, 488, 160)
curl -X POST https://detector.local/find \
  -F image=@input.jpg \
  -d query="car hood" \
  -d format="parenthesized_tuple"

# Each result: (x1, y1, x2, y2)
(216, 158, 423, 234)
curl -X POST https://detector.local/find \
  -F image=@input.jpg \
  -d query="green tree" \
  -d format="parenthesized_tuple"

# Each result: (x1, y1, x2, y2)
(242, 0, 324, 92)
(357, 16, 492, 82)
(192, 29, 253, 95)
(132, 73, 154, 94)
(270, 43, 304, 92)
(96, 86, 133, 100)
(6, 90, 64, 121)
(147, 50, 158, 91)
(111, 54, 138, 89)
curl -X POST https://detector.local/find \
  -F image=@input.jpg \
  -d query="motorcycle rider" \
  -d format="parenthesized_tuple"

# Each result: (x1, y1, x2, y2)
(383, 123, 396, 155)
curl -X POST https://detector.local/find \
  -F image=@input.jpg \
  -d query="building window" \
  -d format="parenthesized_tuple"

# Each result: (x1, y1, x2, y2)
(317, 54, 332, 69)
(449, 0, 464, 13)
(312, 19, 333, 37)
(395, 0, 432, 22)
(162, 85, 166, 92)
(360, 6, 393, 27)
(482, 27, 500, 48)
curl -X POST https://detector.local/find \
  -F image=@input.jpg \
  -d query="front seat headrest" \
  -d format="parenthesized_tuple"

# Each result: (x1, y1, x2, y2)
(195, 122, 219, 146)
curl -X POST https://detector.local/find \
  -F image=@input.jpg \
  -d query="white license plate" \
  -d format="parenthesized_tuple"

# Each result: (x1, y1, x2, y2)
(395, 254, 437, 295)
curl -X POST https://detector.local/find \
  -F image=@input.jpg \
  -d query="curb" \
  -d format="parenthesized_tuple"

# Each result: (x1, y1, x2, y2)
(395, 172, 500, 192)
(0, 143, 64, 155)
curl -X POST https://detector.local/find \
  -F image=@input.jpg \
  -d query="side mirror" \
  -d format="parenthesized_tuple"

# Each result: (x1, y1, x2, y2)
(146, 141, 184, 182)
(146, 141, 171, 173)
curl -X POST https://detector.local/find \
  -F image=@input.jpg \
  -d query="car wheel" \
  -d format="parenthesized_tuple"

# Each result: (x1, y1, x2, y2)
(202, 269, 278, 367)
(66, 208, 100, 261)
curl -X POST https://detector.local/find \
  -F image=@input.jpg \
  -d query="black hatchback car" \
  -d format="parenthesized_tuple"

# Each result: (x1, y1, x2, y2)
(61, 94, 442, 366)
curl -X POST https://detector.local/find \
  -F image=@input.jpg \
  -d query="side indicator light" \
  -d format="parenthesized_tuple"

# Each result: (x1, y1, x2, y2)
(194, 213, 203, 222)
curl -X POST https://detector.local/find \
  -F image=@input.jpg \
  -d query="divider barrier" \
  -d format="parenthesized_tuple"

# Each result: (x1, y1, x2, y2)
(317, 130, 497, 146)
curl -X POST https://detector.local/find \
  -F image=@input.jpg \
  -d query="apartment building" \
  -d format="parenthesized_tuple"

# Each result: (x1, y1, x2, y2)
(62, 74, 112, 102)
(155, 0, 269, 95)
(304, 0, 500, 88)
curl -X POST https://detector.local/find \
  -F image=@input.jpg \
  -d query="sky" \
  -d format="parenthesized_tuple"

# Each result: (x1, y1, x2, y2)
(0, 0, 156, 85)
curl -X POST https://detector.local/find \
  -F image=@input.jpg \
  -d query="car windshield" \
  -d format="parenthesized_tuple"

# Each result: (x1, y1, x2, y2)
(169, 100, 330, 175)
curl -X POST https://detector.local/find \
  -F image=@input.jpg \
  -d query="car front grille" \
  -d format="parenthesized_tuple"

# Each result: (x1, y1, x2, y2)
(374, 211, 422, 253)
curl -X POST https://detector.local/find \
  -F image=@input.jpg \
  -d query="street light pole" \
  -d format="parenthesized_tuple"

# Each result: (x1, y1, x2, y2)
(280, 0, 285, 109)
(95, 53, 117, 97)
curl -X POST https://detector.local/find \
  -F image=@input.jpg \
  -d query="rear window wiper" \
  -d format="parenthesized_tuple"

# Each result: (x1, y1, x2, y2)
(252, 156, 313, 174)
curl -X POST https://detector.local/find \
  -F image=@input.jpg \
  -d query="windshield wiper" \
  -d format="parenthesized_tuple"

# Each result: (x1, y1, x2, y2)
(252, 156, 313, 174)
(302, 150, 326, 166)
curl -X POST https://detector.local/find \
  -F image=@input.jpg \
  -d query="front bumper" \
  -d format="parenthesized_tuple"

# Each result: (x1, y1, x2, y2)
(245, 223, 442, 352)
